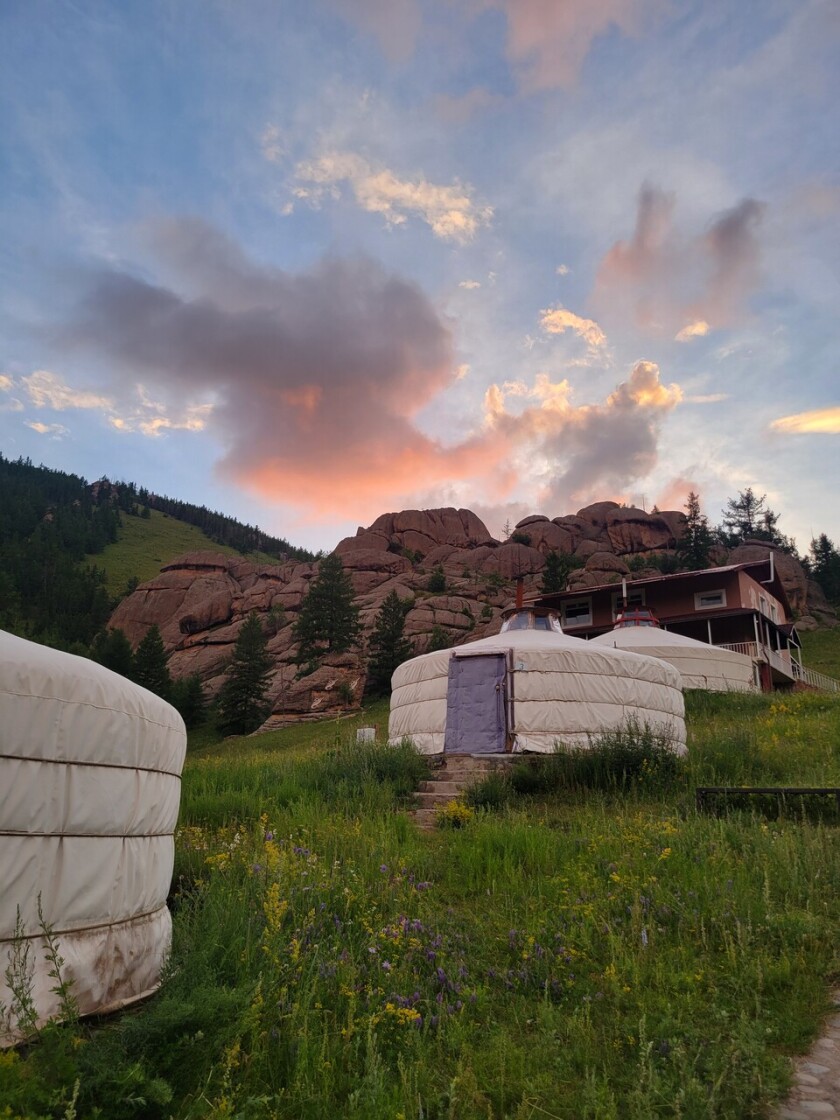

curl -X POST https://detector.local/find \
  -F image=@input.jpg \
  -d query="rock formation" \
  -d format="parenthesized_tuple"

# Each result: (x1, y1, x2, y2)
(108, 503, 836, 729)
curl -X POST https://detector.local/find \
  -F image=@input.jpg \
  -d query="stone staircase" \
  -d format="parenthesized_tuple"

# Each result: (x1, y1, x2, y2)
(411, 755, 515, 830)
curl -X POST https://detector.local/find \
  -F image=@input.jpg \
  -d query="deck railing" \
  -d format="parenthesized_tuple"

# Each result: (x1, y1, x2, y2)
(716, 642, 840, 693)
(791, 662, 840, 693)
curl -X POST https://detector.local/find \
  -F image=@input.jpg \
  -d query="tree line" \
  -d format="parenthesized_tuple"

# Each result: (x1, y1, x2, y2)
(0, 455, 315, 649)
(100, 477, 315, 561)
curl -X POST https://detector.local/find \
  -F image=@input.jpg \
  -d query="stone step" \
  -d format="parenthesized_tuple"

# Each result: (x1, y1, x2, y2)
(417, 780, 464, 795)
(415, 791, 464, 808)
(411, 808, 439, 830)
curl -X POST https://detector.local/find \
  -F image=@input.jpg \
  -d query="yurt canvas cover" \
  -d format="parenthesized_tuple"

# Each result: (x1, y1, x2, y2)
(591, 626, 758, 692)
(389, 626, 686, 755)
(0, 630, 187, 1043)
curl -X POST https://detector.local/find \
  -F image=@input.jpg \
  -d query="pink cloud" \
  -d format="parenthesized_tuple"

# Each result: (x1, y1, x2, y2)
(481, 0, 664, 92)
(593, 184, 766, 335)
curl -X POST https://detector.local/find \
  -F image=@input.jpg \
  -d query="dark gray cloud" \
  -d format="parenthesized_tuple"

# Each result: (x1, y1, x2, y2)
(57, 219, 487, 512)
(594, 184, 766, 336)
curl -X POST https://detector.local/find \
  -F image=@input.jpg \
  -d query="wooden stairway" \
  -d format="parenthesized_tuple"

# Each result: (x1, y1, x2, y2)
(411, 755, 514, 830)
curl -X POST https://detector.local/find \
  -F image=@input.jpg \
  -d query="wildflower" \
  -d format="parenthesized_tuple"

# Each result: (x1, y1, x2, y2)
(382, 961, 392, 972)
(379, 864, 388, 874)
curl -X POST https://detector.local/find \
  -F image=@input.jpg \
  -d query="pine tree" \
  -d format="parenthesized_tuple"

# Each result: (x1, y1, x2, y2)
(719, 488, 780, 546)
(541, 551, 572, 593)
(217, 612, 273, 735)
(367, 591, 413, 695)
(427, 565, 446, 593)
(809, 534, 840, 604)
(676, 492, 714, 570)
(90, 628, 135, 679)
(171, 673, 207, 729)
(133, 624, 172, 700)
(293, 554, 360, 672)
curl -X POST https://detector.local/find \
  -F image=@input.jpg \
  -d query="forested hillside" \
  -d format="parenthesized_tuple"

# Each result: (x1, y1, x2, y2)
(0, 455, 313, 650)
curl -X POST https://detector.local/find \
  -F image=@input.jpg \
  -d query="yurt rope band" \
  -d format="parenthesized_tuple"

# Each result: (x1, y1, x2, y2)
(0, 904, 168, 944)
(0, 753, 182, 779)
(0, 831, 175, 839)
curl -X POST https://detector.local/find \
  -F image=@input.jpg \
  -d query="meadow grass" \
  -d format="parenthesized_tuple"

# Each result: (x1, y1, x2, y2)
(5, 684, 840, 1118)
(800, 628, 840, 680)
(87, 508, 281, 596)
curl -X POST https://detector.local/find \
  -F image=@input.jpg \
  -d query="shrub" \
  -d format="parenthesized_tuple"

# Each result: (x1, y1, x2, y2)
(510, 531, 531, 546)
(427, 565, 446, 593)
(551, 721, 684, 792)
(436, 799, 474, 828)
(465, 770, 511, 810)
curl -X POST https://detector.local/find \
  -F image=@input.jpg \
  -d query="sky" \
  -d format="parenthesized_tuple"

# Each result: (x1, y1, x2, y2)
(1, 0, 838, 553)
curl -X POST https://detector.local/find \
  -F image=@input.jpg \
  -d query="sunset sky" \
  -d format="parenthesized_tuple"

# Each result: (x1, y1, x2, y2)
(1, 0, 838, 552)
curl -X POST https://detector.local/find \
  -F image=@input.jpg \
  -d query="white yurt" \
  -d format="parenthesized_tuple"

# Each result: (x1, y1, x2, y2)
(0, 630, 187, 1044)
(389, 607, 686, 755)
(591, 620, 758, 693)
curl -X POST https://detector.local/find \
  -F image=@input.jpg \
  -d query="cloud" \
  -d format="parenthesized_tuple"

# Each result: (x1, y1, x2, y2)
(675, 319, 710, 342)
(771, 406, 840, 434)
(434, 87, 505, 124)
(483, 359, 682, 505)
(539, 305, 607, 349)
(26, 421, 69, 438)
(685, 392, 729, 404)
(556, 264, 571, 276)
(459, 279, 482, 290)
(110, 401, 213, 438)
(481, 0, 664, 92)
(51, 219, 684, 520)
(290, 150, 492, 243)
(54, 222, 504, 516)
(326, 0, 422, 62)
(0, 374, 13, 392)
(593, 184, 765, 335)
(22, 370, 113, 411)
(260, 124, 285, 164)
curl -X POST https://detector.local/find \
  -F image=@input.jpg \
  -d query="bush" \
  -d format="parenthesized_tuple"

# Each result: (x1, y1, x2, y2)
(427, 565, 446, 593)
(550, 722, 684, 792)
(465, 770, 511, 810)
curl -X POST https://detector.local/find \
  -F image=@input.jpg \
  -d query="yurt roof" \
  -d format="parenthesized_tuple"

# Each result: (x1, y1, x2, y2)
(590, 625, 751, 658)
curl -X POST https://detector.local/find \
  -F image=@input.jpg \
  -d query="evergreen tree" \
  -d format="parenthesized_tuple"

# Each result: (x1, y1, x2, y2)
(676, 491, 714, 570)
(540, 550, 579, 593)
(90, 628, 135, 679)
(809, 534, 840, 604)
(217, 612, 273, 735)
(719, 488, 781, 546)
(293, 554, 360, 672)
(171, 673, 208, 729)
(133, 624, 172, 700)
(427, 565, 446, 593)
(426, 625, 453, 652)
(367, 591, 414, 695)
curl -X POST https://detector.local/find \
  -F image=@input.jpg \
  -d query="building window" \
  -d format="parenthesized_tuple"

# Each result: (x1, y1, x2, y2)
(562, 598, 592, 628)
(694, 589, 726, 610)
(612, 588, 645, 621)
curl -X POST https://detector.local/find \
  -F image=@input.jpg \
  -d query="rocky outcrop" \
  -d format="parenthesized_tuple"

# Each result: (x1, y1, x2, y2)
(729, 542, 809, 616)
(107, 501, 838, 732)
(342, 508, 495, 558)
(606, 508, 679, 554)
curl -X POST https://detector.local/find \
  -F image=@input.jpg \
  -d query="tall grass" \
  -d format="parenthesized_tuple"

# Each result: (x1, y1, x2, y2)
(5, 688, 840, 1118)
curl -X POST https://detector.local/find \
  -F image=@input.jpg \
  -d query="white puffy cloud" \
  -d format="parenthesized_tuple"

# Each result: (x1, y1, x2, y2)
(290, 150, 492, 243)
(26, 421, 69, 438)
(539, 305, 607, 349)
(22, 370, 113, 411)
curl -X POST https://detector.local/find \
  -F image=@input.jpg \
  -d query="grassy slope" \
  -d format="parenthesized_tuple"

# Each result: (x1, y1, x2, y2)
(8, 690, 840, 1118)
(800, 627, 840, 679)
(88, 508, 281, 595)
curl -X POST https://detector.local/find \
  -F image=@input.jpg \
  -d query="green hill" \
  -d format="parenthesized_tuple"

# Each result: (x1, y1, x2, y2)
(0, 453, 312, 649)
(91, 507, 285, 597)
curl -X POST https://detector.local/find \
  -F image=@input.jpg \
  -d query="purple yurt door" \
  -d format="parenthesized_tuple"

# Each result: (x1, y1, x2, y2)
(444, 654, 507, 755)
